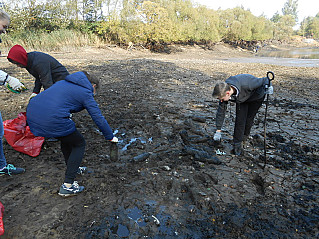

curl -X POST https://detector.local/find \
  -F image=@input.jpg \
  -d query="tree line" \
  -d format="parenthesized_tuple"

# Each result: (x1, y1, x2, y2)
(1, 0, 319, 49)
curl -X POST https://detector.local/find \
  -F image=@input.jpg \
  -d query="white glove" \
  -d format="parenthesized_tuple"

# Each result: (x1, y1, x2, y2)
(213, 131, 222, 141)
(265, 85, 273, 95)
(6, 75, 26, 92)
(29, 93, 38, 100)
(0, 70, 7, 83)
(110, 137, 118, 143)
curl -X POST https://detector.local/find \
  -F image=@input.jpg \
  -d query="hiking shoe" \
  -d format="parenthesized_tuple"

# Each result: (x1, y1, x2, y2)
(77, 166, 87, 175)
(231, 142, 245, 156)
(58, 181, 84, 197)
(0, 164, 25, 176)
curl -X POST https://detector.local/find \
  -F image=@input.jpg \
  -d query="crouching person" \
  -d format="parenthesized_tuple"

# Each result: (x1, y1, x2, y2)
(26, 71, 118, 197)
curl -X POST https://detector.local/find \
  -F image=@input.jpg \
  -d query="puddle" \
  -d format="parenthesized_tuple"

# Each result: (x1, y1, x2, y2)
(223, 57, 319, 67)
(127, 206, 147, 227)
(85, 200, 218, 238)
(110, 224, 129, 238)
(257, 47, 319, 59)
(223, 47, 319, 67)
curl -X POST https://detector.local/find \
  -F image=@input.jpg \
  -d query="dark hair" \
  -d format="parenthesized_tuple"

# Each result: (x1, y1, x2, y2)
(82, 71, 100, 93)
(212, 81, 231, 99)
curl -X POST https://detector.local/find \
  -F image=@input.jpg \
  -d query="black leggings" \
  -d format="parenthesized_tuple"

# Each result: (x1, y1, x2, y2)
(233, 98, 264, 144)
(57, 129, 86, 184)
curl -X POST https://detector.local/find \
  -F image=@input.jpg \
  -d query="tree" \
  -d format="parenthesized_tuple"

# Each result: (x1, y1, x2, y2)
(252, 16, 273, 40)
(271, 11, 281, 23)
(305, 16, 319, 38)
(282, 0, 298, 24)
(299, 17, 310, 37)
(138, 1, 172, 42)
(218, 7, 255, 41)
(273, 14, 295, 40)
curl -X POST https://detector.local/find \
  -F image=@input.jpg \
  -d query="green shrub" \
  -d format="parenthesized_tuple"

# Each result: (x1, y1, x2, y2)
(1, 29, 104, 52)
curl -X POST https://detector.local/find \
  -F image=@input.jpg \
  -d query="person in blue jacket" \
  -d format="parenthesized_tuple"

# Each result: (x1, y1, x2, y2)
(27, 71, 118, 197)
(212, 74, 273, 156)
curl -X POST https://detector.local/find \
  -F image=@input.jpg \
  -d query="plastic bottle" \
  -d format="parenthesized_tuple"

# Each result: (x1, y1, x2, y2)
(110, 142, 118, 162)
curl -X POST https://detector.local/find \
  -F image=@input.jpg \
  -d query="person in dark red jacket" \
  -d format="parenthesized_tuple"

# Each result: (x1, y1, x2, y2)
(7, 44, 69, 99)
(26, 71, 118, 197)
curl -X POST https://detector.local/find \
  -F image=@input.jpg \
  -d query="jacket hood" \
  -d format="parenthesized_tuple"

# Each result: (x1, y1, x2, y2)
(7, 45, 28, 67)
(65, 71, 94, 92)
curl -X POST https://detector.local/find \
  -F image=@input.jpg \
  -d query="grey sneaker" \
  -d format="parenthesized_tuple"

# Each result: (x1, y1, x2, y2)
(0, 164, 25, 176)
(58, 181, 84, 197)
(77, 166, 87, 175)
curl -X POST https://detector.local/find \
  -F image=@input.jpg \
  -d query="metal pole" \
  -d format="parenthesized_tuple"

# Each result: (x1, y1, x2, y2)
(263, 71, 274, 169)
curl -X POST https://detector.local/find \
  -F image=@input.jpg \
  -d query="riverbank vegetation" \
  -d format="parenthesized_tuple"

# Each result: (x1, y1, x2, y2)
(1, 0, 318, 51)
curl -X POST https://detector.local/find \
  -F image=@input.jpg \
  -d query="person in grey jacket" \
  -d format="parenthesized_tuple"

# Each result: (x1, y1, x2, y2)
(212, 74, 273, 155)
(0, 9, 26, 176)
(7, 44, 69, 99)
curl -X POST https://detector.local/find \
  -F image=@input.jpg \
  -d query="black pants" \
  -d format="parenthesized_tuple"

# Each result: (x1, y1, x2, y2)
(233, 98, 264, 144)
(57, 129, 86, 184)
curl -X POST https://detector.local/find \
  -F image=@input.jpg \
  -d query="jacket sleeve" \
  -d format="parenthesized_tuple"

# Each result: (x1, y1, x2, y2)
(33, 62, 54, 91)
(84, 95, 114, 140)
(32, 78, 42, 94)
(216, 101, 228, 130)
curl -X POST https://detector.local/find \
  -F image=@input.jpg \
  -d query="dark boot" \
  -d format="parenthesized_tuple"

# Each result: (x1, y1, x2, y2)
(231, 142, 244, 156)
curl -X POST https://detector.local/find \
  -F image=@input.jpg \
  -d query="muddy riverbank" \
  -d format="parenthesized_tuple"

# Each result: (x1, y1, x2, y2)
(0, 42, 318, 238)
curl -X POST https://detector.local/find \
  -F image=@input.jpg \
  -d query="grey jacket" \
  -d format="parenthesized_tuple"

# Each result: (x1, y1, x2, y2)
(215, 74, 270, 130)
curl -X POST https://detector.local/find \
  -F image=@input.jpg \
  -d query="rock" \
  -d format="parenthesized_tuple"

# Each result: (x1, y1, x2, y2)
(131, 152, 151, 162)
(191, 115, 206, 123)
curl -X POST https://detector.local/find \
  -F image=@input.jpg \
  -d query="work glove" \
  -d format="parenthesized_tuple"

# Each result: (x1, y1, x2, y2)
(265, 85, 273, 95)
(110, 137, 119, 143)
(213, 131, 222, 141)
(29, 93, 38, 100)
(6, 75, 26, 92)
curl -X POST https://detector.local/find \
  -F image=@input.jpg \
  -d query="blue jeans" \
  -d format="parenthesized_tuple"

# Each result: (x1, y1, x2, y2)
(0, 111, 7, 169)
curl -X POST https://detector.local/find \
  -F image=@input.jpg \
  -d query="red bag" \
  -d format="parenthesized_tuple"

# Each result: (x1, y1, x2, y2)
(3, 112, 44, 157)
(0, 201, 4, 236)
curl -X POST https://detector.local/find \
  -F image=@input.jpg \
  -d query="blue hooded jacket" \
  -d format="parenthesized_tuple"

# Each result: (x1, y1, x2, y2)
(26, 71, 114, 140)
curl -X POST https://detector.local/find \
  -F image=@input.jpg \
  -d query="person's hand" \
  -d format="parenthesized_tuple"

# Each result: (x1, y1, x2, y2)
(265, 85, 273, 95)
(29, 93, 38, 100)
(6, 75, 26, 92)
(213, 131, 222, 141)
(110, 137, 118, 143)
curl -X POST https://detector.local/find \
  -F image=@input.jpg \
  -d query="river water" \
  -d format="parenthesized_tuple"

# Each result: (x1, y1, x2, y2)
(227, 47, 319, 67)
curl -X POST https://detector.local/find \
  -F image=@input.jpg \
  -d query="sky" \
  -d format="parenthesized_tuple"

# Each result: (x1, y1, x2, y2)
(193, 0, 319, 25)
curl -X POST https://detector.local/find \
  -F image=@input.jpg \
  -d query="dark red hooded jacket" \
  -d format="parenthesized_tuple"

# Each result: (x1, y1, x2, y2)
(8, 45, 69, 93)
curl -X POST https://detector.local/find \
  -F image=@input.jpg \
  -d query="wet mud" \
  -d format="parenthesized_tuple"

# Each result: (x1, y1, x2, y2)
(0, 44, 318, 238)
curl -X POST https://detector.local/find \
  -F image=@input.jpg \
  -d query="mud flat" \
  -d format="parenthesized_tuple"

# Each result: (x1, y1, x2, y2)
(0, 43, 318, 238)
